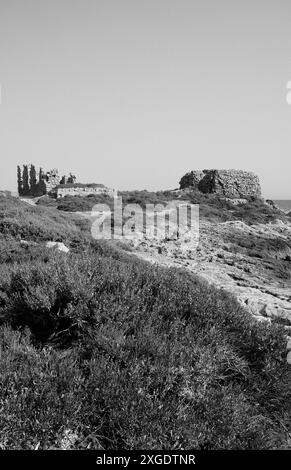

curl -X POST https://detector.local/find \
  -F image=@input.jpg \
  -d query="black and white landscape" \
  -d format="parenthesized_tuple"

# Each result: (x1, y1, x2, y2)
(0, 0, 290, 454)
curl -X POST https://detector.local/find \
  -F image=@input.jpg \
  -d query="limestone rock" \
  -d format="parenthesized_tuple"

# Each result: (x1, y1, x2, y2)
(46, 241, 70, 253)
(130, 216, 291, 325)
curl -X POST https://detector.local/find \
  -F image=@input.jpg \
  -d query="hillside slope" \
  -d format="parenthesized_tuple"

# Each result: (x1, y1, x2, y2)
(0, 195, 290, 449)
(133, 217, 291, 328)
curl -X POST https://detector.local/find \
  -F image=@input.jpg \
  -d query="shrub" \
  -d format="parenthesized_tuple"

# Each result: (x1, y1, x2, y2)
(56, 194, 114, 212)
(36, 190, 287, 226)
(0, 195, 289, 449)
(0, 196, 83, 243)
(0, 248, 289, 449)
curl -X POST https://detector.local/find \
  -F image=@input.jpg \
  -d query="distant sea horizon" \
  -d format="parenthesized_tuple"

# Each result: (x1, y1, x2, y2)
(273, 200, 291, 212)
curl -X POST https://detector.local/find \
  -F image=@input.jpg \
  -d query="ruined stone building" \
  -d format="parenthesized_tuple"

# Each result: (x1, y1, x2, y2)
(17, 164, 113, 198)
(179, 169, 262, 198)
(40, 170, 79, 194)
(40, 168, 115, 198)
(56, 183, 116, 198)
(41, 169, 61, 193)
(42, 170, 115, 198)
(59, 173, 77, 185)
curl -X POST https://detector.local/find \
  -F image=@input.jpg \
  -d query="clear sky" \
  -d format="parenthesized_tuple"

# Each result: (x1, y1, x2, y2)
(1, 0, 291, 198)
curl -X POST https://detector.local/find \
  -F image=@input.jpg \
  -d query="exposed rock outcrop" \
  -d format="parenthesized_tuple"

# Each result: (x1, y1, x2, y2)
(116, 209, 291, 329)
(80, 194, 291, 329)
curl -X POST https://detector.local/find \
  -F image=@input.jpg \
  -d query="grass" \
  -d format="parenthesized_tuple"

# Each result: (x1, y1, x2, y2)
(36, 190, 182, 213)
(0, 195, 290, 449)
(0, 196, 89, 242)
(219, 223, 291, 283)
(184, 192, 289, 224)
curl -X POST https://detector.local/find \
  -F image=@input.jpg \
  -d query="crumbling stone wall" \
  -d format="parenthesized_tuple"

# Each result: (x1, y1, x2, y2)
(179, 169, 262, 198)
(42, 169, 60, 193)
(42, 170, 78, 195)
(56, 184, 116, 198)
(179, 170, 204, 190)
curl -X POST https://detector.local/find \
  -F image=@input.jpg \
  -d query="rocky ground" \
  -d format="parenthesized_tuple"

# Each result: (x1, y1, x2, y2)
(124, 209, 291, 335)
(22, 196, 291, 334)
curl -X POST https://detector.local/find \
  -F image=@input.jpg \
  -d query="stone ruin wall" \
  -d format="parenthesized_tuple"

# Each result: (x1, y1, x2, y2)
(42, 169, 61, 193)
(42, 170, 77, 195)
(179, 169, 262, 198)
(57, 185, 116, 198)
(179, 170, 204, 190)
(200, 170, 262, 198)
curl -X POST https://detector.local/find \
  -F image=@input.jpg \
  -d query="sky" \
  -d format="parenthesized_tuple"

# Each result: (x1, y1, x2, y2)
(1, 0, 291, 198)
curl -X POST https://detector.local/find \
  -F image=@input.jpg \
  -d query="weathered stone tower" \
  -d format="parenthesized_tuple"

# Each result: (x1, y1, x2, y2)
(41, 169, 60, 193)
(179, 169, 262, 198)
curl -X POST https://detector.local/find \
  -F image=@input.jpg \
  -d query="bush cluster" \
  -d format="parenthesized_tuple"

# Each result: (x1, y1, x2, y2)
(0, 195, 289, 449)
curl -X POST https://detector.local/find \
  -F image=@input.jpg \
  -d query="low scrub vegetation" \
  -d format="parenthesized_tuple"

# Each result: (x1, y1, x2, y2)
(0, 196, 89, 243)
(185, 192, 288, 224)
(220, 227, 291, 282)
(37, 190, 289, 226)
(0, 195, 289, 449)
(37, 190, 182, 213)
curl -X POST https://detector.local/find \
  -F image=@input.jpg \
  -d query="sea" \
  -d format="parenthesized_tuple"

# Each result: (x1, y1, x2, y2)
(274, 200, 291, 213)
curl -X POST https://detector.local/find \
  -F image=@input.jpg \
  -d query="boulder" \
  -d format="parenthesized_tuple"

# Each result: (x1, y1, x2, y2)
(46, 241, 70, 253)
